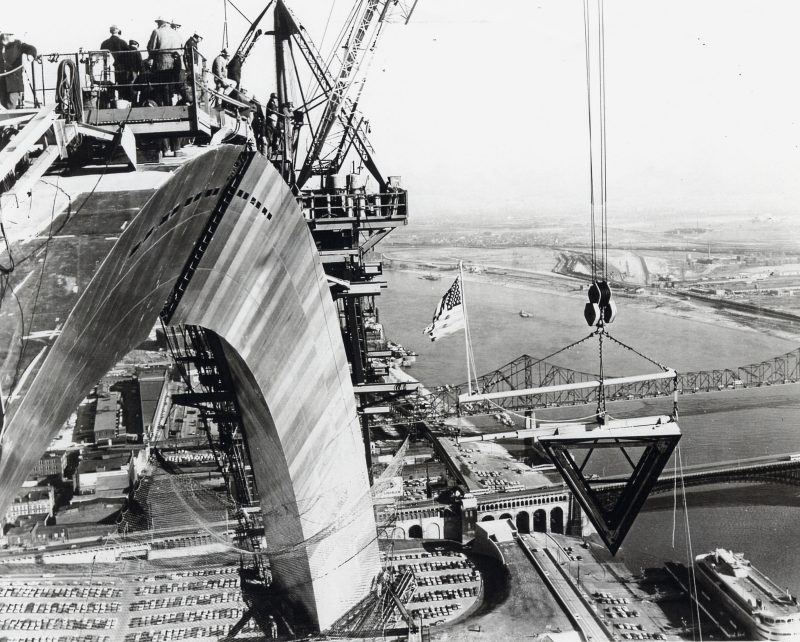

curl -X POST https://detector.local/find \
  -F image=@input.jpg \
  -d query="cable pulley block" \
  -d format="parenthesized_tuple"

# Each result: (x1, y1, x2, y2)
(584, 281, 616, 326)
(603, 299, 617, 324)
(584, 302, 601, 327)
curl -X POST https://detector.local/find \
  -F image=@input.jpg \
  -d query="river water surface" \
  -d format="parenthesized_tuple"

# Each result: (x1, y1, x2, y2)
(378, 268, 800, 591)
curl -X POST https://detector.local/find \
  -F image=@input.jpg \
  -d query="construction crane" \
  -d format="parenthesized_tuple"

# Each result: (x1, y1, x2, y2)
(295, 0, 391, 188)
(230, 1, 275, 70)
(270, 0, 418, 189)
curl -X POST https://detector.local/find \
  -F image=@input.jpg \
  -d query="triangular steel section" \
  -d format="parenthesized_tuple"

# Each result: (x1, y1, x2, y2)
(538, 419, 681, 555)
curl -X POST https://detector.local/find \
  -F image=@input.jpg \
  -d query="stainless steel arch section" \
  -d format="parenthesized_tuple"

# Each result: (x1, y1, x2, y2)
(0, 145, 380, 630)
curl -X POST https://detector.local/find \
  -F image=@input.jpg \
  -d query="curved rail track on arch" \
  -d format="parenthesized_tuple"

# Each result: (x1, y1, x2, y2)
(423, 347, 800, 416)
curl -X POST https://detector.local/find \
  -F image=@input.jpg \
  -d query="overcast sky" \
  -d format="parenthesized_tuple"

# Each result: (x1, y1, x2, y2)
(5, 0, 800, 224)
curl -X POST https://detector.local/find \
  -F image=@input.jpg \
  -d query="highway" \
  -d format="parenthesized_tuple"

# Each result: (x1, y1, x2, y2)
(519, 533, 612, 642)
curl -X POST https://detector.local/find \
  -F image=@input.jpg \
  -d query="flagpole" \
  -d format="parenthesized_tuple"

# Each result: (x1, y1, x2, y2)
(459, 261, 473, 397)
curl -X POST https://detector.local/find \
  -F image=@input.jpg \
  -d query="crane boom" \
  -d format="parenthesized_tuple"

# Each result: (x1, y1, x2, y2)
(281, 2, 386, 189)
(232, 1, 275, 64)
(296, 0, 393, 189)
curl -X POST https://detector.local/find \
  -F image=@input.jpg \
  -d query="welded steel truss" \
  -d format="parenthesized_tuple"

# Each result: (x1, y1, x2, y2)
(426, 347, 800, 415)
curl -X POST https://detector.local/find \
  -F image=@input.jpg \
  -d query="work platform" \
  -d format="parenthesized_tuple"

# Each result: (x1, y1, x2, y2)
(0, 47, 254, 203)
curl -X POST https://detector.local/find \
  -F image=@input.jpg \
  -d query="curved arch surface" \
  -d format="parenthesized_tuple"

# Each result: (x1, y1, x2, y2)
(0, 146, 379, 630)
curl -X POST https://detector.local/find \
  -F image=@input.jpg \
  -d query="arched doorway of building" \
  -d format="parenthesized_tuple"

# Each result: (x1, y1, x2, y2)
(533, 509, 547, 532)
(408, 524, 423, 539)
(480, 515, 495, 522)
(550, 507, 564, 534)
(516, 511, 530, 533)
(499, 513, 513, 522)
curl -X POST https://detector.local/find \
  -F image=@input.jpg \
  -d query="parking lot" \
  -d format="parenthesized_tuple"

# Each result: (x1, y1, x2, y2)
(0, 564, 262, 641)
(388, 547, 482, 626)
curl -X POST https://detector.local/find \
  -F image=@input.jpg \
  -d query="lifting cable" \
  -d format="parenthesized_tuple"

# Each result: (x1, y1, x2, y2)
(677, 444, 704, 641)
(582, 0, 616, 419)
(582, 0, 597, 283)
(579, 0, 682, 423)
(222, 0, 230, 52)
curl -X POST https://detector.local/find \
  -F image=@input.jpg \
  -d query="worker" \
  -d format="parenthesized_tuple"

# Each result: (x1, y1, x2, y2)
(169, 22, 184, 82)
(146, 16, 182, 106)
(212, 48, 229, 91)
(267, 615, 278, 639)
(226, 52, 243, 89)
(124, 40, 144, 104)
(178, 33, 203, 105)
(266, 92, 278, 142)
(100, 25, 127, 54)
(101, 26, 132, 102)
(274, 100, 294, 146)
(183, 33, 202, 73)
(0, 31, 37, 109)
(250, 97, 266, 154)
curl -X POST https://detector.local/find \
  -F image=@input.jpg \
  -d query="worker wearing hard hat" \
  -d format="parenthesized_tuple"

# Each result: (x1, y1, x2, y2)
(0, 31, 37, 109)
(147, 16, 182, 105)
(183, 32, 202, 72)
(212, 48, 229, 90)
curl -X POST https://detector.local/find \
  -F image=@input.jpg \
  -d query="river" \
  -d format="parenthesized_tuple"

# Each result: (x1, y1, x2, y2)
(378, 268, 800, 591)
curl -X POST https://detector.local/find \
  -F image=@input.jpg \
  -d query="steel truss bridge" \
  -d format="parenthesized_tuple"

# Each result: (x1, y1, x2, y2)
(596, 453, 800, 497)
(421, 347, 800, 417)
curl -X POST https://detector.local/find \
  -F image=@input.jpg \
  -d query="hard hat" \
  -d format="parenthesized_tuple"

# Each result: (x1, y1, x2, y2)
(155, 16, 167, 23)
(170, 19, 181, 27)
(129, 40, 139, 47)
(109, 25, 120, 33)
(192, 33, 202, 40)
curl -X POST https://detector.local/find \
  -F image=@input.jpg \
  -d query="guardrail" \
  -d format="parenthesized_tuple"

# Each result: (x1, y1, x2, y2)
(298, 188, 407, 221)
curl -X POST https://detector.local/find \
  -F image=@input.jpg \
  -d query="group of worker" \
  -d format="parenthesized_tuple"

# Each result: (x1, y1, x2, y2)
(0, 18, 290, 157)
(99, 16, 262, 112)
(98, 17, 206, 108)
(109, 17, 284, 152)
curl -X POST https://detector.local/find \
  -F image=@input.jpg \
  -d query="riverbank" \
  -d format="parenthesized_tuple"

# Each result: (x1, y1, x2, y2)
(387, 259, 800, 343)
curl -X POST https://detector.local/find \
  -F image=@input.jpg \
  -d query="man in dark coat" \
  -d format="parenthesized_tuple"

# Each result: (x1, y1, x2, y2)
(0, 32, 37, 109)
(101, 26, 132, 102)
(251, 98, 267, 154)
(183, 33, 202, 74)
(100, 25, 127, 56)
(123, 40, 144, 104)
(179, 34, 203, 105)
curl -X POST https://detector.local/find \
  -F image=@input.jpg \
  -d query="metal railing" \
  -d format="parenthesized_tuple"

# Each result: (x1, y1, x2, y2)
(27, 47, 208, 112)
(298, 188, 407, 221)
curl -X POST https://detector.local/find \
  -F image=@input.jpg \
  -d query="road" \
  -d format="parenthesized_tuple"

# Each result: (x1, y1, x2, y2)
(520, 533, 612, 642)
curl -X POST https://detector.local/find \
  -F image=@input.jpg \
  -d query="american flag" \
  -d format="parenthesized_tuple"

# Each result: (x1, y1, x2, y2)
(423, 276, 465, 341)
